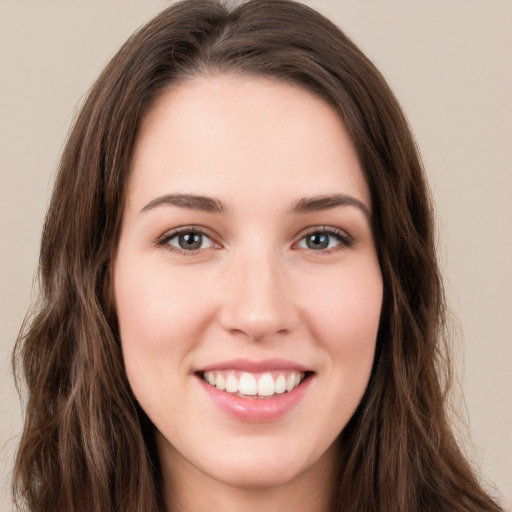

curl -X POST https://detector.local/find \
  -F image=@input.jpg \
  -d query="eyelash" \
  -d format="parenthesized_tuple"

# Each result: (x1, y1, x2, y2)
(294, 227, 353, 254)
(156, 226, 220, 255)
(156, 226, 353, 255)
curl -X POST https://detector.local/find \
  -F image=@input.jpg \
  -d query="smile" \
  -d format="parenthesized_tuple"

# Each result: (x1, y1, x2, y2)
(195, 359, 314, 421)
(200, 370, 306, 398)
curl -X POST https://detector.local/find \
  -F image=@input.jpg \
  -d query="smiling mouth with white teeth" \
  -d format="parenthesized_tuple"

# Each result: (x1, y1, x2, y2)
(199, 370, 309, 399)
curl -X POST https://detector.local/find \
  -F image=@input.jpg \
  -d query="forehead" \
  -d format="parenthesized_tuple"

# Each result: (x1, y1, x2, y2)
(127, 74, 370, 214)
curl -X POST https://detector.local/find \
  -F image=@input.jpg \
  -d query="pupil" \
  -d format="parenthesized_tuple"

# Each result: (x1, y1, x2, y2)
(179, 233, 202, 250)
(307, 233, 328, 250)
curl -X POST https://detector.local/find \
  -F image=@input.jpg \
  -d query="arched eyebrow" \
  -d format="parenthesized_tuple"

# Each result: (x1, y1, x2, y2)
(140, 193, 369, 218)
(291, 194, 370, 219)
(140, 194, 227, 214)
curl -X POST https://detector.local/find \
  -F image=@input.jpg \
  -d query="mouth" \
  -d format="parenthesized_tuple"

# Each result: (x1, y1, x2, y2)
(197, 369, 312, 399)
(194, 358, 314, 421)
(195, 360, 314, 421)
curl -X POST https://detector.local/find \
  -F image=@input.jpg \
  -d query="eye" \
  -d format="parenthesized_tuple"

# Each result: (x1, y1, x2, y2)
(296, 228, 351, 252)
(157, 227, 218, 253)
(169, 232, 213, 251)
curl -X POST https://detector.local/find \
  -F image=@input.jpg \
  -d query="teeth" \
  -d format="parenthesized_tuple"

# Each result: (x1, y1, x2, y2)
(286, 374, 296, 392)
(206, 372, 216, 386)
(274, 374, 286, 394)
(239, 373, 257, 395)
(225, 374, 238, 393)
(216, 373, 225, 391)
(257, 373, 275, 396)
(203, 370, 305, 397)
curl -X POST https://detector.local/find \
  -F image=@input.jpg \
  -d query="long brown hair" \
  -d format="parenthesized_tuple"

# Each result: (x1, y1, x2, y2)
(12, 1, 502, 511)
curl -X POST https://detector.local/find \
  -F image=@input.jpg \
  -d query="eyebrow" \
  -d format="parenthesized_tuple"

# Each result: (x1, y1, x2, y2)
(140, 194, 227, 214)
(291, 194, 370, 218)
(140, 192, 370, 218)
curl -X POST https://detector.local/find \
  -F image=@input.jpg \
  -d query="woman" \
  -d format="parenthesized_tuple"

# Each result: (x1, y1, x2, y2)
(12, 1, 503, 511)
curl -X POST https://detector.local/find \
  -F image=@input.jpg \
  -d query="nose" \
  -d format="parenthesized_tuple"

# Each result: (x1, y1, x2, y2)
(219, 247, 298, 342)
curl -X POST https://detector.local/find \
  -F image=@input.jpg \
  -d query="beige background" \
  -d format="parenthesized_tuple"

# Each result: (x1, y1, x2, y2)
(1, 1, 510, 510)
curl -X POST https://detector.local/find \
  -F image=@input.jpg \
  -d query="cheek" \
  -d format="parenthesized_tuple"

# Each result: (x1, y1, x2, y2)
(113, 259, 215, 404)
(115, 261, 210, 351)
(302, 259, 382, 401)
(305, 260, 383, 349)
(113, 261, 215, 426)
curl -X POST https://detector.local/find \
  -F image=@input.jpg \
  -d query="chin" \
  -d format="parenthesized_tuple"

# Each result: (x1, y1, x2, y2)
(200, 439, 335, 491)
(209, 458, 304, 490)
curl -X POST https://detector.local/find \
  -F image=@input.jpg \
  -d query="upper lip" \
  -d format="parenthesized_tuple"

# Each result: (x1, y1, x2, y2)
(196, 358, 312, 373)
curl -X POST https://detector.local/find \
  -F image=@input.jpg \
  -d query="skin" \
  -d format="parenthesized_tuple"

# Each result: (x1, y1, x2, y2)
(113, 75, 383, 512)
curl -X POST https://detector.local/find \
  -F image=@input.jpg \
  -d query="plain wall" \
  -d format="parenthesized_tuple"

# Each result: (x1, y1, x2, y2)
(1, 1, 510, 510)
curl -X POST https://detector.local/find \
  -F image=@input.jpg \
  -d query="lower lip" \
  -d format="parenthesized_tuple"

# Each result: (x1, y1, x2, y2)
(197, 376, 312, 422)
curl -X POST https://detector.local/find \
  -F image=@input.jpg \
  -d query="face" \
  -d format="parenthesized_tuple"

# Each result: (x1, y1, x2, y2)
(114, 75, 382, 495)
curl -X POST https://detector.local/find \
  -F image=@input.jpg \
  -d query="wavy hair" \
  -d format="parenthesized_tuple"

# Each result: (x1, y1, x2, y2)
(13, 1, 501, 511)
